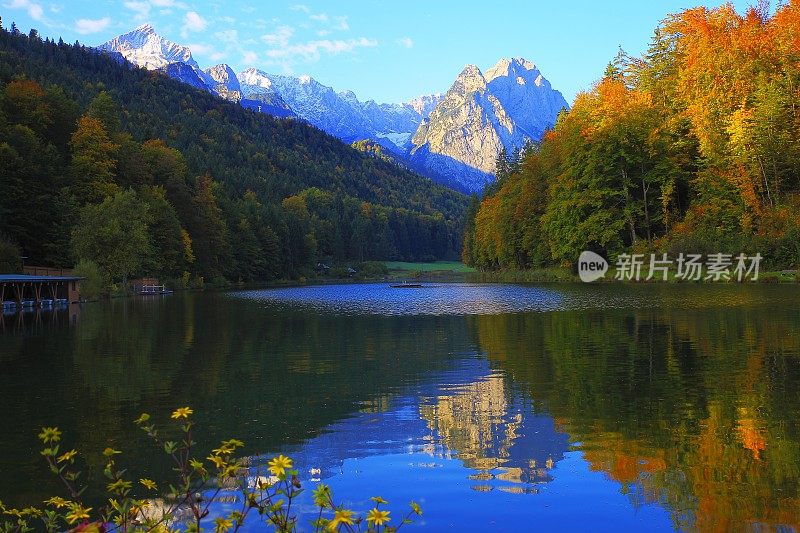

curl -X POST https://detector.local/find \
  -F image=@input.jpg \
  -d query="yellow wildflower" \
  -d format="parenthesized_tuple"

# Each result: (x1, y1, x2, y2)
(38, 427, 61, 444)
(170, 407, 193, 419)
(267, 455, 293, 477)
(44, 496, 69, 509)
(140, 478, 157, 490)
(207, 455, 227, 469)
(214, 517, 233, 532)
(366, 508, 390, 526)
(327, 509, 354, 531)
(106, 479, 132, 493)
(65, 503, 92, 524)
(221, 464, 240, 478)
(57, 449, 78, 463)
(410, 501, 422, 515)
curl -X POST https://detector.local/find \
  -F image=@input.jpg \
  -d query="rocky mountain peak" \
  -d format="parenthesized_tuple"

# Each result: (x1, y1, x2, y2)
(454, 64, 486, 94)
(202, 64, 242, 103)
(134, 23, 155, 34)
(204, 64, 238, 85)
(409, 57, 569, 192)
(98, 23, 197, 71)
(485, 57, 539, 82)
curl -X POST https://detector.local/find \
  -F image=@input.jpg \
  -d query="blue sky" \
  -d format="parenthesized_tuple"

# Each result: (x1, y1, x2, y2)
(3, 0, 758, 104)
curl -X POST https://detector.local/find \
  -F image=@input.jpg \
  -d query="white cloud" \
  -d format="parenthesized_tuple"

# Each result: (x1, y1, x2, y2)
(261, 25, 293, 46)
(75, 16, 111, 34)
(28, 2, 41, 19)
(4, 0, 44, 20)
(124, 0, 186, 19)
(124, 0, 151, 19)
(264, 37, 377, 62)
(215, 29, 238, 43)
(333, 16, 348, 31)
(182, 10, 208, 36)
(189, 42, 226, 62)
(397, 36, 413, 48)
(188, 42, 213, 54)
(310, 13, 328, 22)
(290, 4, 310, 13)
(242, 50, 258, 64)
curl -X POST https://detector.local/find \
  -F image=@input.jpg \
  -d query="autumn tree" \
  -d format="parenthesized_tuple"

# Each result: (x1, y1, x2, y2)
(69, 115, 120, 205)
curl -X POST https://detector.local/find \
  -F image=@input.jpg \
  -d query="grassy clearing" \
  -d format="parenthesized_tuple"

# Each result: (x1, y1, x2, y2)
(385, 261, 476, 273)
(466, 268, 575, 283)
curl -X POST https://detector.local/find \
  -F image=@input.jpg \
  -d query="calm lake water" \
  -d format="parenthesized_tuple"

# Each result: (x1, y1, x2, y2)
(2, 283, 800, 531)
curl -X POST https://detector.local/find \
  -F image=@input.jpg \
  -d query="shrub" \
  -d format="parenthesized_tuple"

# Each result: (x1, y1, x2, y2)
(73, 259, 106, 300)
(0, 408, 422, 533)
(357, 262, 389, 278)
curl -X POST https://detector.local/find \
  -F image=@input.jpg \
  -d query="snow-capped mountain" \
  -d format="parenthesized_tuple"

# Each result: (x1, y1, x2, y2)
(410, 58, 569, 191)
(240, 71, 425, 154)
(97, 25, 569, 193)
(98, 23, 198, 70)
(98, 24, 244, 104)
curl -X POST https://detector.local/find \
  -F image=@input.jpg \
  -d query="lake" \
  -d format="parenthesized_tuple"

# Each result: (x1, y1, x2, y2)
(2, 283, 800, 531)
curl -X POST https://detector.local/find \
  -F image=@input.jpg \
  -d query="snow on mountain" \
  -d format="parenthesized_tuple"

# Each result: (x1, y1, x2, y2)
(404, 94, 443, 119)
(238, 68, 293, 115)
(98, 25, 242, 103)
(241, 72, 424, 153)
(98, 23, 199, 71)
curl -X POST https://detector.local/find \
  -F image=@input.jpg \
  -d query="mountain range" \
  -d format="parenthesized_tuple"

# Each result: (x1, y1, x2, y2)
(99, 24, 569, 193)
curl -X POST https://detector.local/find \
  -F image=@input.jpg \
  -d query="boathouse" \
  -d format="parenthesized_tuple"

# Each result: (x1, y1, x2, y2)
(0, 273, 82, 310)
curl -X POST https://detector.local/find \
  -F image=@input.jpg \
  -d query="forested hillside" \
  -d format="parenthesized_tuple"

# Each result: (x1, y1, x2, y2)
(0, 24, 467, 285)
(464, 3, 800, 272)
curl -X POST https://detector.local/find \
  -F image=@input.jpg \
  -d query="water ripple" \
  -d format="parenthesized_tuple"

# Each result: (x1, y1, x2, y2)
(228, 282, 800, 316)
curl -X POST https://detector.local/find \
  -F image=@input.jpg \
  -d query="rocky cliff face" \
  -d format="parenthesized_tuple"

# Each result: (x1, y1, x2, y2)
(409, 58, 568, 192)
(202, 64, 242, 103)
